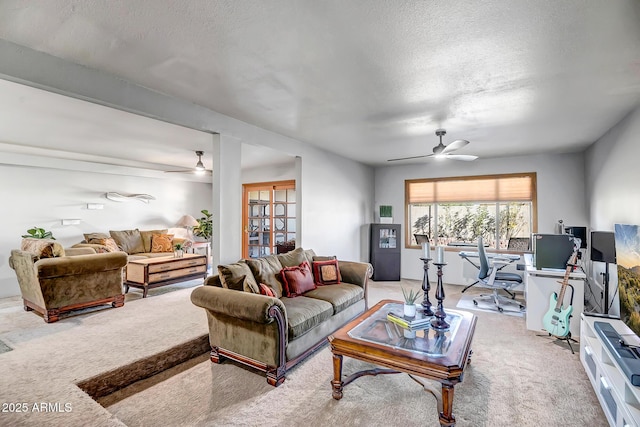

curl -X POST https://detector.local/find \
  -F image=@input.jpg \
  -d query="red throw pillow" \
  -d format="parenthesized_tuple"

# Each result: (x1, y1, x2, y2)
(312, 259, 341, 285)
(280, 261, 316, 297)
(258, 283, 275, 297)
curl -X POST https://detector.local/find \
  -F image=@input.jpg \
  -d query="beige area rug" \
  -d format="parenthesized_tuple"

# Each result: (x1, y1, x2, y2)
(105, 281, 606, 427)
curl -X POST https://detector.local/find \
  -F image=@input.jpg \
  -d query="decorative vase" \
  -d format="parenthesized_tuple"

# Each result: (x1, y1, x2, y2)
(403, 329, 416, 339)
(403, 303, 417, 318)
(174, 249, 184, 258)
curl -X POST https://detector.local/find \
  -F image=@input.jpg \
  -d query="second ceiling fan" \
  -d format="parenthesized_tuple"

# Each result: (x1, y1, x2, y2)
(388, 129, 478, 162)
(164, 150, 212, 175)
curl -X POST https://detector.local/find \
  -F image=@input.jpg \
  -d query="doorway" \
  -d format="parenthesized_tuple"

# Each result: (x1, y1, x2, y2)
(242, 180, 296, 258)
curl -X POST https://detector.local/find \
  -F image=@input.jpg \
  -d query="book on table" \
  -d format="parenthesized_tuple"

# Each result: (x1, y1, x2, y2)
(387, 312, 431, 330)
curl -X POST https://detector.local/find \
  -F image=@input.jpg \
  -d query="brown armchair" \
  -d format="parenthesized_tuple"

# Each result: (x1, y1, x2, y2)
(9, 248, 128, 323)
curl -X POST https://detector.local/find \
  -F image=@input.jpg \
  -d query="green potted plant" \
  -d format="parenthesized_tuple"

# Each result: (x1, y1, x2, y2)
(174, 242, 185, 258)
(401, 287, 420, 318)
(379, 205, 393, 224)
(193, 209, 212, 241)
(22, 227, 55, 240)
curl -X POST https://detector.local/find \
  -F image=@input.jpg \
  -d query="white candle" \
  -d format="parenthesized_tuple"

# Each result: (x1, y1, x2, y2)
(422, 242, 430, 259)
(436, 246, 445, 263)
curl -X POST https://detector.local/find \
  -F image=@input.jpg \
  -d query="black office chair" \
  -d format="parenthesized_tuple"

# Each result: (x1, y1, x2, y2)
(474, 237, 525, 313)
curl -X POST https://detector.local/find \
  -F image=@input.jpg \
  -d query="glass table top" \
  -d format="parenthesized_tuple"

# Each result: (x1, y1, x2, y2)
(347, 302, 463, 357)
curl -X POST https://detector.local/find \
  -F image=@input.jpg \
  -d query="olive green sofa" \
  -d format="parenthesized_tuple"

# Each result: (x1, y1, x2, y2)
(9, 241, 128, 323)
(190, 247, 372, 386)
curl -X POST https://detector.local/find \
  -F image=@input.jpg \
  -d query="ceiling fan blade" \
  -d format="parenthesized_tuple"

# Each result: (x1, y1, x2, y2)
(441, 139, 470, 154)
(445, 154, 478, 161)
(387, 154, 431, 162)
(164, 169, 213, 175)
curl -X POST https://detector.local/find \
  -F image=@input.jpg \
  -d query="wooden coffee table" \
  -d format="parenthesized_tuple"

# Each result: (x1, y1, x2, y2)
(124, 254, 207, 298)
(329, 299, 477, 427)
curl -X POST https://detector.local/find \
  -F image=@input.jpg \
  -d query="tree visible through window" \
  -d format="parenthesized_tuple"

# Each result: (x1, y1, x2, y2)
(406, 173, 536, 249)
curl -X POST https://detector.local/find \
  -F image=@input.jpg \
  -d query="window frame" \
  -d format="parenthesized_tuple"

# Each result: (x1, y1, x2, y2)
(404, 172, 538, 250)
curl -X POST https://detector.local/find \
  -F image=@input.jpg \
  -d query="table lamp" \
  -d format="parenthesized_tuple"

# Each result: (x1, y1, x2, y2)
(176, 214, 199, 240)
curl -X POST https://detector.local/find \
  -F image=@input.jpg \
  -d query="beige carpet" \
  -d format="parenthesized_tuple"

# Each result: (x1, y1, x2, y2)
(0, 280, 606, 426)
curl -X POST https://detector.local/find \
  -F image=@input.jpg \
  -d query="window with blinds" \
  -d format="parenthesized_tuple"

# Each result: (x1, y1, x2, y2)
(406, 173, 537, 249)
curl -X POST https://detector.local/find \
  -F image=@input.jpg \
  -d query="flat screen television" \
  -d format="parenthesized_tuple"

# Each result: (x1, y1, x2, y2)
(532, 233, 575, 270)
(565, 226, 587, 249)
(614, 224, 640, 336)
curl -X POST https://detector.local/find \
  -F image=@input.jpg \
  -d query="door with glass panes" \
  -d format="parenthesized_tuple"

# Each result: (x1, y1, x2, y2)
(243, 180, 296, 258)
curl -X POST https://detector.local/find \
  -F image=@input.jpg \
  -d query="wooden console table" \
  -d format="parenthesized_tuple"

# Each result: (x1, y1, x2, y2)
(124, 254, 207, 298)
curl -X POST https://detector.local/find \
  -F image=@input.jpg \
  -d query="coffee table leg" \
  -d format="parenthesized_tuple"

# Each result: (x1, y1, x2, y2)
(124, 283, 129, 294)
(331, 353, 344, 400)
(143, 286, 148, 298)
(439, 383, 456, 426)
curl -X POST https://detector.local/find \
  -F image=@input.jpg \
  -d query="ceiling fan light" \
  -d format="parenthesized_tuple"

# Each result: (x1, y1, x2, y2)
(195, 160, 205, 171)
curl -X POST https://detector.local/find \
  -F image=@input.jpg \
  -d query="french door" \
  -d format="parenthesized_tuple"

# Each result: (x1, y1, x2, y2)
(242, 180, 296, 258)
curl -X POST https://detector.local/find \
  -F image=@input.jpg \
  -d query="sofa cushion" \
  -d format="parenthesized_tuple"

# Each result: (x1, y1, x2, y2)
(277, 247, 307, 267)
(312, 259, 342, 285)
(151, 234, 174, 252)
(303, 283, 364, 314)
(246, 255, 284, 298)
(218, 261, 258, 292)
(21, 238, 65, 258)
(88, 237, 120, 253)
(280, 296, 334, 339)
(281, 261, 316, 297)
(83, 232, 110, 242)
(110, 229, 145, 254)
(303, 249, 317, 265)
(140, 229, 169, 252)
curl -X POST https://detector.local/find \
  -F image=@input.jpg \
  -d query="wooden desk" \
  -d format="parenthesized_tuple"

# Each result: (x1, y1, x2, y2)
(524, 254, 586, 338)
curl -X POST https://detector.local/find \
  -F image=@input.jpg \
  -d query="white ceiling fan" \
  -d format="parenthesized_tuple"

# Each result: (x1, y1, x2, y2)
(388, 129, 478, 162)
(164, 150, 212, 175)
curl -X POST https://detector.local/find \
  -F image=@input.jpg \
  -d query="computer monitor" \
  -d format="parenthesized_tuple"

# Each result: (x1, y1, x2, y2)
(533, 233, 575, 269)
(565, 226, 587, 249)
(591, 231, 616, 264)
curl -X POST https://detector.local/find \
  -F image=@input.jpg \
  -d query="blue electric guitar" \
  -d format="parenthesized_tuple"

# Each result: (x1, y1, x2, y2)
(542, 240, 580, 338)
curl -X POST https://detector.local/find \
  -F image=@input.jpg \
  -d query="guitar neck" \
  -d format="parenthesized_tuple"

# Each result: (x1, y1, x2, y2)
(555, 252, 578, 310)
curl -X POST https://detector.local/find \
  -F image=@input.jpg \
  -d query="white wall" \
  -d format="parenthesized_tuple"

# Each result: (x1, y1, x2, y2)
(374, 152, 587, 284)
(585, 105, 640, 315)
(0, 161, 212, 298)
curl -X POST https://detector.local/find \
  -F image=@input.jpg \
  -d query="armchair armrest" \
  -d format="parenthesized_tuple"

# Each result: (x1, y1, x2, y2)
(338, 260, 373, 288)
(36, 252, 128, 278)
(191, 285, 285, 324)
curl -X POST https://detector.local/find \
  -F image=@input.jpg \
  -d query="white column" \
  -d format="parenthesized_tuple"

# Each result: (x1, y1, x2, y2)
(211, 133, 243, 267)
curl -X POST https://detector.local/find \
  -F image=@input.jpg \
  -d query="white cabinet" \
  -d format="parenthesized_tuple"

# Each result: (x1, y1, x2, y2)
(581, 314, 640, 427)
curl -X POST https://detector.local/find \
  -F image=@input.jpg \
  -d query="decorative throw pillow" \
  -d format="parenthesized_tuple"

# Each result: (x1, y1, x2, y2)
(109, 229, 145, 254)
(140, 229, 169, 252)
(258, 283, 275, 297)
(83, 232, 110, 243)
(281, 261, 316, 297)
(151, 234, 174, 252)
(219, 261, 259, 292)
(312, 259, 341, 285)
(246, 255, 284, 298)
(277, 247, 307, 267)
(88, 237, 121, 253)
(20, 238, 65, 258)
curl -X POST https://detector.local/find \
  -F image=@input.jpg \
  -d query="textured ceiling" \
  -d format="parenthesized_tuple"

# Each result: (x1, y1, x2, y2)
(0, 0, 639, 166)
